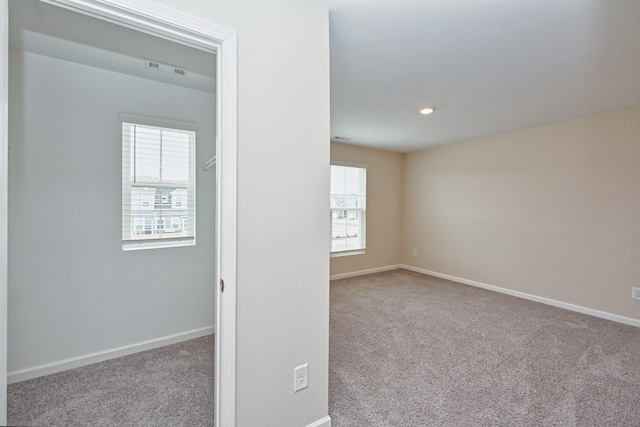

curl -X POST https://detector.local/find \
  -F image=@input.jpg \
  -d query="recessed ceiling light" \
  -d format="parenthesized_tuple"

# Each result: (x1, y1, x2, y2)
(419, 107, 435, 115)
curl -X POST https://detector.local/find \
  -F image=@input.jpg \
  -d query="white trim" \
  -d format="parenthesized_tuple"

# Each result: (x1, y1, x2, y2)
(330, 160, 368, 169)
(401, 265, 640, 328)
(216, 31, 238, 427)
(118, 113, 199, 132)
(7, 326, 214, 384)
(122, 238, 196, 251)
(305, 415, 332, 427)
(0, 0, 7, 423)
(330, 265, 402, 281)
(4, 2, 238, 425)
(330, 249, 365, 258)
(40, 0, 231, 52)
(330, 163, 367, 257)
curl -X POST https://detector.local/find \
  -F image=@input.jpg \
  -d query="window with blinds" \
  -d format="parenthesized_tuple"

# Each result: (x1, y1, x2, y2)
(330, 163, 366, 254)
(122, 120, 196, 250)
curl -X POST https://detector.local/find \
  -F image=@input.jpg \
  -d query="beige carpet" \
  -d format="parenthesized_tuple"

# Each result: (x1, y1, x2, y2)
(9, 272, 640, 426)
(329, 269, 640, 426)
(9, 335, 214, 426)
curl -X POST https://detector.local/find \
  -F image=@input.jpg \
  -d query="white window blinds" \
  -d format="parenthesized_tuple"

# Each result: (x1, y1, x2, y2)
(330, 163, 366, 253)
(122, 121, 196, 250)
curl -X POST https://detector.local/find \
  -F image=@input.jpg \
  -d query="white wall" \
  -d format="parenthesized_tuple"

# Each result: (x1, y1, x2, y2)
(8, 49, 216, 371)
(151, 1, 331, 426)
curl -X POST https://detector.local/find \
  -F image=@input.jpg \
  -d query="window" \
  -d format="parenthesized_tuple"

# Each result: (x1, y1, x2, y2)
(330, 163, 366, 255)
(122, 118, 196, 250)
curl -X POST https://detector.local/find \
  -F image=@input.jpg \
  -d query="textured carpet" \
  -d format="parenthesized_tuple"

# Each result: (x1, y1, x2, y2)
(329, 269, 640, 426)
(8, 335, 214, 426)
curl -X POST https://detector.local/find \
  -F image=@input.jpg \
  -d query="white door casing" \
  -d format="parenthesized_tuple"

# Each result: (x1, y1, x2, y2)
(0, 0, 237, 425)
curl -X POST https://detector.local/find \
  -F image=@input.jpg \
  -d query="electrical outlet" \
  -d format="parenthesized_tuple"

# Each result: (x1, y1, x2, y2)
(412, 249, 418, 257)
(632, 287, 640, 300)
(294, 363, 309, 392)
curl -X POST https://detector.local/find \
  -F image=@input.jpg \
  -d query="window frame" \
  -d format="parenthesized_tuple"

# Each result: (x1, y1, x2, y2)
(330, 161, 367, 257)
(120, 114, 198, 251)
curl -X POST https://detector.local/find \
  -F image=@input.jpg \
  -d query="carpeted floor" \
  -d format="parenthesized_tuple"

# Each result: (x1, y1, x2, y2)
(8, 334, 214, 426)
(9, 272, 640, 426)
(329, 269, 640, 427)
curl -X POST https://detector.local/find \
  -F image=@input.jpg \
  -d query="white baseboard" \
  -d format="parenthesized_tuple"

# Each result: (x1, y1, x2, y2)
(305, 415, 331, 427)
(401, 265, 640, 328)
(330, 264, 402, 281)
(8, 325, 215, 384)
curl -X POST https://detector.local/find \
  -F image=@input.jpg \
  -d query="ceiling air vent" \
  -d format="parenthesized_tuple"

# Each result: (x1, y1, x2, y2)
(144, 58, 187, 77)
(333, 136, 353, 142)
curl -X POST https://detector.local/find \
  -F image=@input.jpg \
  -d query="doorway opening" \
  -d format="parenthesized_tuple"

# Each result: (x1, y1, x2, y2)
(0, 0, 237, 425)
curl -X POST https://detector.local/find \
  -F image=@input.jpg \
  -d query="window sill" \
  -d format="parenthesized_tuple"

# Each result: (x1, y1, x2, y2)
(123, 239, 195, 251)
(330, 249, 365, 258)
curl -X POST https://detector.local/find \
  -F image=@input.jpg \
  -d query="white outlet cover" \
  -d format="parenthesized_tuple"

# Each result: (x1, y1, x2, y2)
(632, 287, 640, 300)
(294, 363, 309, 392)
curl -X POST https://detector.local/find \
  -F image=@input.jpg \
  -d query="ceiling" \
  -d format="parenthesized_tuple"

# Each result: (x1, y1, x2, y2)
(327, 0, 640, 153)
(9, 0, 215, 93)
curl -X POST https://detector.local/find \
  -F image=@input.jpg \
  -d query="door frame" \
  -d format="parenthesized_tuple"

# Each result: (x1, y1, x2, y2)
(0, 0, 237, 425)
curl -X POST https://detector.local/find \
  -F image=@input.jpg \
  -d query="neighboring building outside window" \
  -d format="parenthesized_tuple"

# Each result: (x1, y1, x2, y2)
(122, 118, 196, 250)
(330, 163, 367, 255)
(171, 217, 182, 230)
(171, 189, 187, 208)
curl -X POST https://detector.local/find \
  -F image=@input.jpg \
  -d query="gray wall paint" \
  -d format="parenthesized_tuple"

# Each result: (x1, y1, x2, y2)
(8, 49, 216, 372)
(1, 1, 8, 421)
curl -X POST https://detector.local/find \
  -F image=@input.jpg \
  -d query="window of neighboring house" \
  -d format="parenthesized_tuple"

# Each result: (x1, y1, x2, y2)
(133, 218, 145, 235)
(172, 189, 187, 208)
(330, 163, 367, 255)
(156, 218, 165, 233)
(122, 116, 196, 250)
